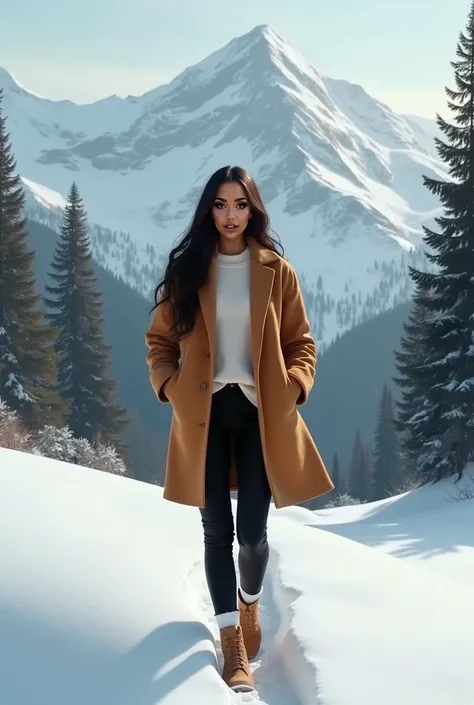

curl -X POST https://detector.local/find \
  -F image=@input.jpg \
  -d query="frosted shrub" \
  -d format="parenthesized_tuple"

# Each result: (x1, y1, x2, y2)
(70, 437, 95, 467)
(71, 438, 126, 475)
(34, 424, 126, 475)
(92, 443, 126, 475)
(0, 400, 127, 476)
(392, 475, 422, 495)
(0, 397, 34, 452)
(0, 398, 17, 426)
(324, 493, 361, 508)
(34, 425, 78, 462)
(448, 474, 474, 502)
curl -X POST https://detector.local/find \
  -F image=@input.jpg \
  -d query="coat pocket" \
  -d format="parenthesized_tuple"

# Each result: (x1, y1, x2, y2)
(163, 367, 181, 402)
(285, 373, 301, 407)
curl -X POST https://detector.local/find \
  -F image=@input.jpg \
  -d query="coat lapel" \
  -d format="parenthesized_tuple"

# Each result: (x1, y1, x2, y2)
(249, 240, 276, 377)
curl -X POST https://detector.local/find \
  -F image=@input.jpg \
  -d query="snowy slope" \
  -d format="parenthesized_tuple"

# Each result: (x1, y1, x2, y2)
(1, 446, 474, 705)
(286, 469, 474, 590)
(0, 25, 448, 345)
(401, 113, 444, 158)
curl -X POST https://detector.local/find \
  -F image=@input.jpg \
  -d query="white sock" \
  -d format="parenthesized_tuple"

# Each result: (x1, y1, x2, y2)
(216, 610, 240, 630)
(239, 587, 262, 605)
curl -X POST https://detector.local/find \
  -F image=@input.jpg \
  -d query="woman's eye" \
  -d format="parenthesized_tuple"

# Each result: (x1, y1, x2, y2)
(213, 201, 248, 209)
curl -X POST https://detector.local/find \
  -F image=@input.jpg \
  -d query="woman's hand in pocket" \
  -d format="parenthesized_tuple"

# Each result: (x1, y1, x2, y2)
(161, 375, 173, 401)
(288, 374, 302, 405)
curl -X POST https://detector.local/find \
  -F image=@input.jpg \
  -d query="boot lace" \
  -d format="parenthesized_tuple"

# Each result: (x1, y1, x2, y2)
(222, 629, 248, 674)
(240, 603, 258, 632)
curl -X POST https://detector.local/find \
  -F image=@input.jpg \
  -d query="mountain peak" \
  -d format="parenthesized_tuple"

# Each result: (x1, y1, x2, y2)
(243, 23, 284, 43)
(0, 66, 46, 100)
(231, 23, 300, 61)
(0, 67, 19, 90)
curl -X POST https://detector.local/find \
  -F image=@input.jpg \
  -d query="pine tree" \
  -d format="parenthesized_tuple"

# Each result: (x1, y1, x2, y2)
(363, 443, 374, 502)
(348, 429, 366, 501)
(0, 90, 65, 428)
(45, 183, 127, 447)
(331, 451, 343, 494)
(394, 4, 474, 483)
(393, 291, 433, 469)
(372, 384, 402, 499)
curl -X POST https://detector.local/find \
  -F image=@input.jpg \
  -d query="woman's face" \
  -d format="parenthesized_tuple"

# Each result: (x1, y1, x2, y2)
(211, 181, 252, 249)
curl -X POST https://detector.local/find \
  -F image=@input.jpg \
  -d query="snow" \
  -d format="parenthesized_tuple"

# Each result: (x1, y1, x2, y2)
(3, 69, 48, 101)
(1, 445, 474, 705)
(21, 176, 67, 211)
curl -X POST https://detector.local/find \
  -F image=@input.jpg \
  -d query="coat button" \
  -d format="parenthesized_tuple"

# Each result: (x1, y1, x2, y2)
(199, 422, 206, 427)
(204, 352, 210, 359)
(200, 382, 208, 390)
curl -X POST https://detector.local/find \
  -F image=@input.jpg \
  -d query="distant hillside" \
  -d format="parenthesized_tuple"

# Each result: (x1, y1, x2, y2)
(27, 219, 169, 483)
(303, 301, 411, 479)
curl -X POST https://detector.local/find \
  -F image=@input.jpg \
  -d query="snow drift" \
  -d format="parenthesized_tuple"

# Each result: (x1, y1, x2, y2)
(1, 446, 474, 705)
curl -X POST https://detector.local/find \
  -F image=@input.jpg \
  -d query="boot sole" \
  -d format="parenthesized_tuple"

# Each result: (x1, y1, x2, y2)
(247, 646, 260, 661)
(231, 684, 255, 693)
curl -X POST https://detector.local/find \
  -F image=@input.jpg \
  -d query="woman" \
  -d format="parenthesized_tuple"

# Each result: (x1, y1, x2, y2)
(145, 166, 333, 692)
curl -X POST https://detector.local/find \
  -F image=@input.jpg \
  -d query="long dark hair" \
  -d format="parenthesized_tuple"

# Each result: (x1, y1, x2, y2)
(151, 165, 283, 338)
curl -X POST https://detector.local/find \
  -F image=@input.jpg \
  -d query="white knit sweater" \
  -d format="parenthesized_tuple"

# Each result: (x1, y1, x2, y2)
(212, 247, 257, 405)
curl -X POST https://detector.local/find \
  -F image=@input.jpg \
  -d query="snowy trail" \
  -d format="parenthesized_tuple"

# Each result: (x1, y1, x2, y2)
(182, 554, 304, 705)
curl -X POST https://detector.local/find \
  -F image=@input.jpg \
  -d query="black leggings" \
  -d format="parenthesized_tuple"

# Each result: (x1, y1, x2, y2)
(199, 384, 272, 616)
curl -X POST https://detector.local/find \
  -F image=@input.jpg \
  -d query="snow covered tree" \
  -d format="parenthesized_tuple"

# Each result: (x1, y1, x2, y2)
(0, 89, 64, 429)
(394, 4, 474, 483)
(372, 384, 402, 499)
(393, 292, 433, 470)
(44, 183, 127, 448)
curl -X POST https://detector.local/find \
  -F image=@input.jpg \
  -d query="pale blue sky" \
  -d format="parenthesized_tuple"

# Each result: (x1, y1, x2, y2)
(1, 0, 471, 116)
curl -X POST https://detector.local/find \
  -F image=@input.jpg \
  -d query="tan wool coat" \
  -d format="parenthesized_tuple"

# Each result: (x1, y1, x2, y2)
(145, 237, 334, 509)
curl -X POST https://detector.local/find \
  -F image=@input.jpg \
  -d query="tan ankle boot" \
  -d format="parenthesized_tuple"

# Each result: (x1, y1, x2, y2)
(239, 594, 261, 660)
(220, 625, 254, 692)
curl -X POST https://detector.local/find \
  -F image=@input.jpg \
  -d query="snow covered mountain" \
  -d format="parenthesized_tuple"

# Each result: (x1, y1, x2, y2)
(1, 446, 474, 705)
(0, 25, 448, 346)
